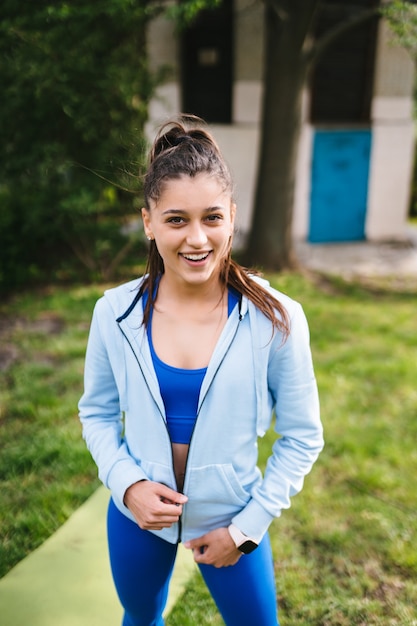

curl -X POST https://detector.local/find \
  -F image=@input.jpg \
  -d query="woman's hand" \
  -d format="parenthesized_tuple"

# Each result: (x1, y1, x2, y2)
(184, 527, 242, 568)
(124, 481, 188, 530)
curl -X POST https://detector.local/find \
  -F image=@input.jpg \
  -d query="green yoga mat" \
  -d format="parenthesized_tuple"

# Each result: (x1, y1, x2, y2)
(0, 487, 196, 626)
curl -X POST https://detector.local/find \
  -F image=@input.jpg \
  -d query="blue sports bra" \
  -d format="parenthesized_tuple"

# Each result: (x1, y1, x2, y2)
(144, 288, 240, 444)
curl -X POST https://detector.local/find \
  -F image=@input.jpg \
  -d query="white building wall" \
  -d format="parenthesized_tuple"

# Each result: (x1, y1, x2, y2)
(366, 20, 415, 241)
(292, 89, 313, 241)
(146, 13, 180, 129)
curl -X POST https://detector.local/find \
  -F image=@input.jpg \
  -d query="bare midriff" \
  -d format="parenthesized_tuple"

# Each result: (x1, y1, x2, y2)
(172, 442, 189, 492)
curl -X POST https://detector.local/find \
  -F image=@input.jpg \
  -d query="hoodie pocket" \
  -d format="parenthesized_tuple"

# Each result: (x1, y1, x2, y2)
(140, 459, 177, 491)
(184, 464, 251, 533)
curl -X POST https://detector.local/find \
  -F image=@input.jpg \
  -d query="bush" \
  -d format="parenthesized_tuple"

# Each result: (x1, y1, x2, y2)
(0, 1, 166, 292)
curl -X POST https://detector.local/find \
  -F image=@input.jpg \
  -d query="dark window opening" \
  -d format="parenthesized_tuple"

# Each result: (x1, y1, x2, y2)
(310, 0, 379, 123)
(181, 0, 234, 124)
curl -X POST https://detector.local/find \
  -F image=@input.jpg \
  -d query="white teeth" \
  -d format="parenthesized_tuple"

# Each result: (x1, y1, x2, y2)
(183, 253, 209, 261)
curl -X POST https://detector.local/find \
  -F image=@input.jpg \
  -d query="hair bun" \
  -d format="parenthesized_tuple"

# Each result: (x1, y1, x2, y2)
(144, 114, 233, 206)
(171, 135, 193, 146)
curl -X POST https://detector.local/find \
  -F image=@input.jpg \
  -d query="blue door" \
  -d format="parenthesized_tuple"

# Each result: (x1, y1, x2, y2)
(309, 129, 372, 243)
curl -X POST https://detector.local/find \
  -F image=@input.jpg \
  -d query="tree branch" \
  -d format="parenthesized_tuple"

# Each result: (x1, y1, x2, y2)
(261, 0, 289, 22)
(306, 6, 381, 65)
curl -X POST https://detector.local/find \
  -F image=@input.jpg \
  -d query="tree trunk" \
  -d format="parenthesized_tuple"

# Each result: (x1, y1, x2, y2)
(245, 1, 320, 270)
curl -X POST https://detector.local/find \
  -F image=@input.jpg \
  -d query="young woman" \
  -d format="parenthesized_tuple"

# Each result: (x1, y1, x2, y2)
(79, 115, 323, 626)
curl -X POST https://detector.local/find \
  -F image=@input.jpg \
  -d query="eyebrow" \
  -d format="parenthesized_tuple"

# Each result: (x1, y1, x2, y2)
(161, 206, 226, 216)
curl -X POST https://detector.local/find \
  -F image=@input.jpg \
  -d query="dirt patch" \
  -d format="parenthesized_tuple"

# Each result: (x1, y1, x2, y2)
(0, 312, 65, 371)
(0, 344, 19, 372)
(304, 267, 417, 297)
(368, 578, 406, 605)
(24, 312, 65, 335)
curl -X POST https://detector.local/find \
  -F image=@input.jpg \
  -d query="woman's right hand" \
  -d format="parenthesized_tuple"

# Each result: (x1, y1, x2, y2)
(123, 481, 188, 530)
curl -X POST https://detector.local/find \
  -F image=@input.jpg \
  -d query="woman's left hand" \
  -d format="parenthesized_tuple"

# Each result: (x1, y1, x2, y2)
(184, 527, 242, 568)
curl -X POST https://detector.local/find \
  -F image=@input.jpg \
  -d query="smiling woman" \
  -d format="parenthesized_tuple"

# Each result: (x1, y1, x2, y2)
(78, 114, 323, 626)
(142, 173, 235, 297)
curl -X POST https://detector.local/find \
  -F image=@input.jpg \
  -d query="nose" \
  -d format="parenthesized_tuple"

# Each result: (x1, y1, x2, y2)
(186, 221, 208, 248)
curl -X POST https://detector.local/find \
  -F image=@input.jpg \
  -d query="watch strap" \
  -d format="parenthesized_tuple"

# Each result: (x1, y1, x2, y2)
(228, 523, 258, 553)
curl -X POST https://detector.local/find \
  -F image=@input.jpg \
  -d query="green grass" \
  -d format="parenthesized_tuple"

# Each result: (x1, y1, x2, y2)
(1, 273, 416, 625)
(0, 284, 104, 577)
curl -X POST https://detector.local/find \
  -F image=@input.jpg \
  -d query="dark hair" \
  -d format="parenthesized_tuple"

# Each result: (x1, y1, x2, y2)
(143, 114, 233, 207)
(141, 114, 290, 339)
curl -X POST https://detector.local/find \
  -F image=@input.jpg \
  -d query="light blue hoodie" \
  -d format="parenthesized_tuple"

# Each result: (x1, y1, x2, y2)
(79, 276, 323, 545)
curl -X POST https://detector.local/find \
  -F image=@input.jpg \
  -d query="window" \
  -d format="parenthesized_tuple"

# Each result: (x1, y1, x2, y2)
(310, 0, 379, 123)
(181, 0, 234, 123)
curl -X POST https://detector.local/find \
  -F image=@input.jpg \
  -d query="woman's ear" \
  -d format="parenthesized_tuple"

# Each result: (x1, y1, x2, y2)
(141, 207, 153, 240)
(230, 203, 237, 232)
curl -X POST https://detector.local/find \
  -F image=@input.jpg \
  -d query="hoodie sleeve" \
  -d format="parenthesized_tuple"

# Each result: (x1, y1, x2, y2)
(232, 301, 323, 542)
(78, 298, 148, 502)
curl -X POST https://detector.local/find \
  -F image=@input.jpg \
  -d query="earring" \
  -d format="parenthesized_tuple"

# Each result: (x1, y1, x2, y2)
(147, 235, 153, 241)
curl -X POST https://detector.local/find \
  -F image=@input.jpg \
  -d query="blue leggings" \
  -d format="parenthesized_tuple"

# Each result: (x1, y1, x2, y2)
(107, 498, 279, 626)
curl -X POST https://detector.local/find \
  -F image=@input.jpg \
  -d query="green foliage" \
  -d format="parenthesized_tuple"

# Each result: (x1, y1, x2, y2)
(384, 1, 417, 57)
(0, 1, 162, 291)
(167, 0, 222, 26)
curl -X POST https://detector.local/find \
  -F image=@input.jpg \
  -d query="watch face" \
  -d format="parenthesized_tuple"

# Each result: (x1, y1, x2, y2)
(238, 540, 258, 554)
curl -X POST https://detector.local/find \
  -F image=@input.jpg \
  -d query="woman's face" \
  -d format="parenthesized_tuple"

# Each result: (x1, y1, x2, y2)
(142, 173, 235, 290)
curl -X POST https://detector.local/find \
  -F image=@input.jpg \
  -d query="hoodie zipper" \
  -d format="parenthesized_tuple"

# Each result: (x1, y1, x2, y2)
(179, 308, 244, 539)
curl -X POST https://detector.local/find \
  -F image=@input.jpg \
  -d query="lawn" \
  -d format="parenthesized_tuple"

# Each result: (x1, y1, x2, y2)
(1, 272, 416, 625)
(0, 284, 103, 576)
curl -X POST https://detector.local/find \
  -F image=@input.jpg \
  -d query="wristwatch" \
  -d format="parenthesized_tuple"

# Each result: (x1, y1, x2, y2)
(228, 523, 258, 554)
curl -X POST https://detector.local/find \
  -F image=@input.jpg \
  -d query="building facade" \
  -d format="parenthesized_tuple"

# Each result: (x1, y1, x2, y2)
(146, 1, 415, 245)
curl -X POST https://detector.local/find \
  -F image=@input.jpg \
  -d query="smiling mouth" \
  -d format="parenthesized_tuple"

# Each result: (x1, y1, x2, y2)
(181, 252, 211, 262)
